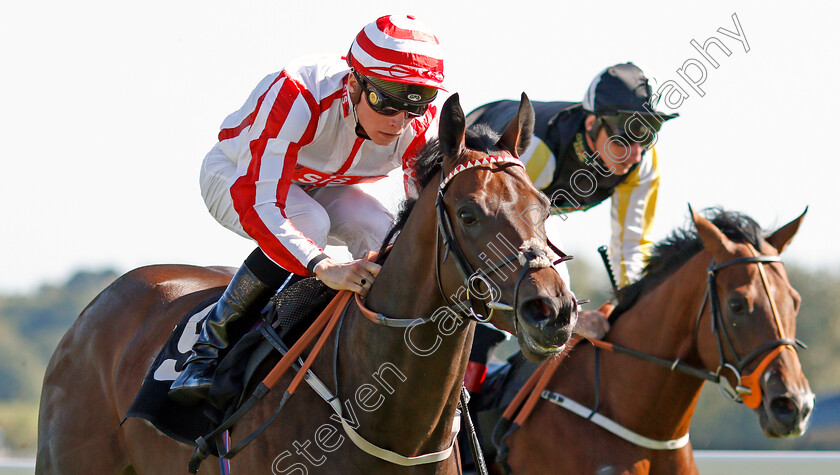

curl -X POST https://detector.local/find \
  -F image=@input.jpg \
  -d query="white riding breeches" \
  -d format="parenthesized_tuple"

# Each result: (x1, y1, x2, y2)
(200, 149, 393, 260)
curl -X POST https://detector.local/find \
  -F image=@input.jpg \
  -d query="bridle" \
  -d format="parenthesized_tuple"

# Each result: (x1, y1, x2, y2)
(590, 244, 804, 410)
(492, 244, 807, 458)
(433, 155, 572, 322)
(190, 155, 577, 473)
(697, 245, 802, 408)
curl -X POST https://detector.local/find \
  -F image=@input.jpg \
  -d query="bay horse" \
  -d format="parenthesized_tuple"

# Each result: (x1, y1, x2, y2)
(36, 93, 579, 474)
(493, 208, 814, 475)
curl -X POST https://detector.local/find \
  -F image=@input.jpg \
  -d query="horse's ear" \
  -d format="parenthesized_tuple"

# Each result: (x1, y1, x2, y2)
(439, 93, 466, 172)
(690, 204, 738, 257)
(497, 92, 535, 158)
(767, 207, 807, 254)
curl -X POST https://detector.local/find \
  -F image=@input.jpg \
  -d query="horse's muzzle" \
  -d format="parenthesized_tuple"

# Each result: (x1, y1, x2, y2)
(759, 389, 815, 437)
(516, 294, 577, 359)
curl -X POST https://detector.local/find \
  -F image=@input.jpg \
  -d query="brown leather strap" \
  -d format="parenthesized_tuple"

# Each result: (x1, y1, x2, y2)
(262, 290, 352, 389)
(501, 335, 582, 424)
(501, 361, 545, 421)
(748, 245, 786, 338)
(513, 357, 559, 426)
(286, 291, 353, 396)
(355, 292, 380, 323)
(588, 338, 615, 352)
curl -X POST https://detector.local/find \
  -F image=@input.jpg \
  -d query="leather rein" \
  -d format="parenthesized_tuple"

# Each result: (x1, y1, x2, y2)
(589, 245, 803, 409)
(189, 155, 562, 473)
(496, 246, 806, 456)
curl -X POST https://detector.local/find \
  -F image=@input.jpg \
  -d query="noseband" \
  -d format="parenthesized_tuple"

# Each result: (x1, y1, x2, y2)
(585, 245, 804, 410)
(698, 245, 802, 408)
(519, 244, 806, 453)
(434, 156, 571, 322)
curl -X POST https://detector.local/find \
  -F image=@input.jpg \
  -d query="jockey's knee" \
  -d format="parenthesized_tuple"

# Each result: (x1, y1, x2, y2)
(329, 197, 392, 258)
(332, 217, 391, 258)
(291, 204, 331, 250)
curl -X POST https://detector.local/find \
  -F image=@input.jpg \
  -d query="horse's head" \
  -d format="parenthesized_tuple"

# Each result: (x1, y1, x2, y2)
(691, 207, 814, 437)
(433, 93, 578, 360)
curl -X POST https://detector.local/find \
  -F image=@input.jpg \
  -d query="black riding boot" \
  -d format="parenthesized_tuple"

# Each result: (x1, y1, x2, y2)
(169, 250, 294, 405)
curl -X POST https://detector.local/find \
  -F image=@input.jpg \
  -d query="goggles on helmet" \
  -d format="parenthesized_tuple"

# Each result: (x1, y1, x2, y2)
(354, 72, 435, 118)
(598, 112, 664, 148)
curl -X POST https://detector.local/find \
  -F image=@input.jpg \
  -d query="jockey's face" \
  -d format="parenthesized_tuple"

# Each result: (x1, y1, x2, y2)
(349, 75, 414, 146)
(585, 114, 644, 176)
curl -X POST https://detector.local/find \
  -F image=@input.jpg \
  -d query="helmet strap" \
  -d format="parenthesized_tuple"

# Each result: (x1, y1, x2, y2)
(587, 115, 602, 142)
(347, 73, 371, 140)
(355, 121, 370, 140)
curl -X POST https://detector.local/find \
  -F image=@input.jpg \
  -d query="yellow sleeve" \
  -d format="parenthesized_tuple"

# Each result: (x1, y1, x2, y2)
(610, 148, 659, 286)
(521, 138, 556, 191)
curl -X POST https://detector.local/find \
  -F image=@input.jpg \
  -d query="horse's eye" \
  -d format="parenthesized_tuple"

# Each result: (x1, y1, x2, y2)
(458, 209, 478, 225)
(728, 297, 747, 314)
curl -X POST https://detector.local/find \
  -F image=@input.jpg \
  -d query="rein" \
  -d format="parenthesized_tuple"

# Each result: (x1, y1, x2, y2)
(495, 248, 805, 455)
(189, 291, 460, 472)
(190, 155, 551, 473)
(590, 248, 801, 410)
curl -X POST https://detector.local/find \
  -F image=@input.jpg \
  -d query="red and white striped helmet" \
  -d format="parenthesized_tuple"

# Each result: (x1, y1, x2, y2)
(347, 15, 445, 90)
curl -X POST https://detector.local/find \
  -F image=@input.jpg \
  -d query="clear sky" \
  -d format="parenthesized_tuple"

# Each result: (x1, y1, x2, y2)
(2, 0, 838, 293)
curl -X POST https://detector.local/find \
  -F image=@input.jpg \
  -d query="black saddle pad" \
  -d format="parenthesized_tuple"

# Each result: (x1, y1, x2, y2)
(125, 277, 336, 446)
(125, 293, 225, 445)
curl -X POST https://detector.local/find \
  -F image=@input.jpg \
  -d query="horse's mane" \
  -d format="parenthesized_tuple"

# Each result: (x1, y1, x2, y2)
(612, 208, 766, 318)
(374, 124, 502, 264)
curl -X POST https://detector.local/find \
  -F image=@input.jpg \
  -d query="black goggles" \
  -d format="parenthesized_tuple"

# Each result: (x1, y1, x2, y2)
(599, 113, 664, 148)
(355, 73, 431, 118)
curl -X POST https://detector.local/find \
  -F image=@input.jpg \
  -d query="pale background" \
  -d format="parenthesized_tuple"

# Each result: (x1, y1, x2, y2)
(2, 0, 837, 293)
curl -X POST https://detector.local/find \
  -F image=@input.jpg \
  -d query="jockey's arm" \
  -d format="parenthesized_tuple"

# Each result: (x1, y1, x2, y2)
(609, 148, 659, 287)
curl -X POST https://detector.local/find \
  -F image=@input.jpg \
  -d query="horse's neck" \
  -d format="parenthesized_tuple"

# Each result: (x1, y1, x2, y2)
(336, 192, 474, 455)
(596, 251, 713, 440)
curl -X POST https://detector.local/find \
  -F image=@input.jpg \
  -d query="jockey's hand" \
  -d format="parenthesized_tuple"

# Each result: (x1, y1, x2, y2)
(313, 258, 380, 297)
(573, 302, 613, 340)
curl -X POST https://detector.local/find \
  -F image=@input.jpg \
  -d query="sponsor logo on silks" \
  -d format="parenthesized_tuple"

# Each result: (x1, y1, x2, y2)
(341, 75, 350, 117)
(408, 93, 423, 101)
(291, 165, 388, 188)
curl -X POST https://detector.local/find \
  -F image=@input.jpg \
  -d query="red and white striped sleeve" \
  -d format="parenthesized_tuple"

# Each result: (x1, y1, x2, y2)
(224, 71, 325, 276)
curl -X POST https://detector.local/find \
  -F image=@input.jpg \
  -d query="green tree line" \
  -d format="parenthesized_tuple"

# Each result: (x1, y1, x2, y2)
(0, 269, 119, 454)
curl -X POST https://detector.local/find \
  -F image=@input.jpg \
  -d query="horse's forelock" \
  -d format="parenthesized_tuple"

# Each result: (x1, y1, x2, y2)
(413, 124, 503, 190)
(377, 124, 508, 263)
(709, 209, 765, 250)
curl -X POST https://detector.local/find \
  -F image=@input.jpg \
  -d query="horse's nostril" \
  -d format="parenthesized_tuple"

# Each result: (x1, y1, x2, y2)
(534, 299, 551, 318)
(518, 295, 577, 331)
(520, 298, 555, 325)
(770, 396, 797, 422)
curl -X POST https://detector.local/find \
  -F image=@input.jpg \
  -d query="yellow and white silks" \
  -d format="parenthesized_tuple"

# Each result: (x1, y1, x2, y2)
(520, 137, 659, 287)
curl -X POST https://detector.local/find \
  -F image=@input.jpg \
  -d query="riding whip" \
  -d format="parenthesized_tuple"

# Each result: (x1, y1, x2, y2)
(597, 245, 619, 296)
